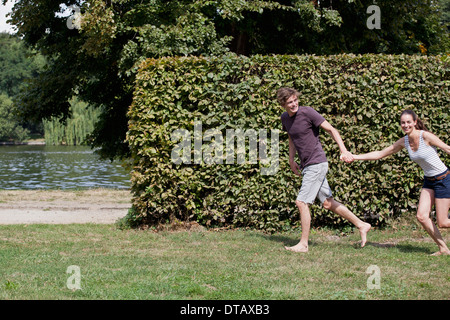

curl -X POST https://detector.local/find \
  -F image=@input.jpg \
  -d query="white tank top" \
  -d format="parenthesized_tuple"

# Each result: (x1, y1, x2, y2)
(404, 131, 448, 177)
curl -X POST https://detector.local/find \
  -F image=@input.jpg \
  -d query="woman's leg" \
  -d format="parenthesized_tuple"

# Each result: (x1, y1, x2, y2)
(435, 198, 450, 228)
(416, 188, 450, 255)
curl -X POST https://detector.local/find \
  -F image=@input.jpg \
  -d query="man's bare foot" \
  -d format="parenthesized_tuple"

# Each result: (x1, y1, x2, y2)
(431, 250, 450, 256)
(284, 243, 308, 253)
(358, 223, 371, 248)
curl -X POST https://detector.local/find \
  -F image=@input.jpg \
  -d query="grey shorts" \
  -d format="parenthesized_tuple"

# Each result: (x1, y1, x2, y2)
(297, 162, 333, 205)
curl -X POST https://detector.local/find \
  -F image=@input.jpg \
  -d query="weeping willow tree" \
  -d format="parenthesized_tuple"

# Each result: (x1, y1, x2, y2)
(43, 98, 100, 145)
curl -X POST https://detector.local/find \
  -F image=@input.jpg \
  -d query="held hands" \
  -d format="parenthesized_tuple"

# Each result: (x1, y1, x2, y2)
(340, 151, 354, 164)
(291, 151, 354, 176)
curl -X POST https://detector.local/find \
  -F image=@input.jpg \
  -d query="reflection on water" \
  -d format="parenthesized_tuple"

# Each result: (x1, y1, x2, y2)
(0, 145, 130, 190)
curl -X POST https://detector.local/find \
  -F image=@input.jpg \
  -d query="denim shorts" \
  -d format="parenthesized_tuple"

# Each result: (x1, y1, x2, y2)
(423, 168, 450, 199)
(297, 162, 333, 205)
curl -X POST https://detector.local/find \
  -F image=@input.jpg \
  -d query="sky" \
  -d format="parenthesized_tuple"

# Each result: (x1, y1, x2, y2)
(0, 1, 77, 34)
(0, 1, 16, 34)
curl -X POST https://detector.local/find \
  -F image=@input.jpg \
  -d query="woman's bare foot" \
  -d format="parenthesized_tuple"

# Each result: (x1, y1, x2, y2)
(284, 243, 308, 253)
(431, 249, 450, 256)
(358, 223, 371, 247)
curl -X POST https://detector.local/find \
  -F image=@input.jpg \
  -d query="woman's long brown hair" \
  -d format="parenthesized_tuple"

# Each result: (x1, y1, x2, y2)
(400, 109, 428, 131)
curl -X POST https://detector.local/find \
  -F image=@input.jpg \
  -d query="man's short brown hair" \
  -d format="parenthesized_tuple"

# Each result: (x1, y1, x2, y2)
(276, 87, 300, 106)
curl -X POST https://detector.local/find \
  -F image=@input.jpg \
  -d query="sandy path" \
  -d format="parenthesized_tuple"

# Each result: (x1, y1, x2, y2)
(0, 189, 132, 224)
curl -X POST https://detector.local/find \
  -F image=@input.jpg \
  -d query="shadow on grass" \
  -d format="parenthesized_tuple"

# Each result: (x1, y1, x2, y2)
(366, 241, 397, 248)
(258, 233, 322, 249)
(363, 241, 432, 254)
(261, 233, 434, 255)
(395, 244, 433, 254)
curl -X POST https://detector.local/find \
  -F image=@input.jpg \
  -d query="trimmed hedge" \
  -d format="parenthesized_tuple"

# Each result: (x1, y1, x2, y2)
(126, 53, 449, 232)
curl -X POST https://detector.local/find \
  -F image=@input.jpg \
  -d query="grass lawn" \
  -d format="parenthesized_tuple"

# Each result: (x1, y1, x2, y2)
(0, 219, 448, 300)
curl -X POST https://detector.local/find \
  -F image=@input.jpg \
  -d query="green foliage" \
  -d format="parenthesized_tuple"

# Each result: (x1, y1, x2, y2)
(0, 33, 45, 139)
(0, 94, 30, 142)
(43, 98, 100, 145)
(441, 0, 450, 25)
(8, 0, 449, 160)
(127, 54, 449, 231)
(0, 33, 45, 97)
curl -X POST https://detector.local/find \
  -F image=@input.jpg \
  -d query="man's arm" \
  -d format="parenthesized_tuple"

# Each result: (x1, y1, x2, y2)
(288, 134, 301, 176)
(320, 120, 353, 162)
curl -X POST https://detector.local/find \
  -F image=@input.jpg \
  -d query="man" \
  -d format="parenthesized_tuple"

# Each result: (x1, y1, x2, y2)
(278, 87, 371, 253)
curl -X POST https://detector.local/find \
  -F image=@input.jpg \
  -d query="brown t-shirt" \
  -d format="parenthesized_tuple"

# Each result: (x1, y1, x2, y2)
(281, 106, 328, 170)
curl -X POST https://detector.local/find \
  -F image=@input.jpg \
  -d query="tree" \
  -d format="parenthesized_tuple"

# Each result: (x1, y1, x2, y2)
(218, 0, 449, 55)
(5, 0, 449, 159)
(0, 94, 29, 142)
(0, 32, 45, 137)
(43, 97, 101, 145)
(0, 33, 45, 97)
(439, 0, 450, 26)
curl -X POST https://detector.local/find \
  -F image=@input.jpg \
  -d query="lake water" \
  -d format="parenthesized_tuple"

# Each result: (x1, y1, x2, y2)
(0, 145, 131, 190)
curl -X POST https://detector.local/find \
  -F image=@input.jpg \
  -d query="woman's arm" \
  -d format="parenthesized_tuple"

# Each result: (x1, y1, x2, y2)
(423, 131, 450, 155)
(353, 137, 405, 161)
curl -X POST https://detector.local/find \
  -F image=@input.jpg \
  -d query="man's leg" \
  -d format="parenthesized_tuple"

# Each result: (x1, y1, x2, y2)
(285, 200, 311, 252)
(285, 163, 327, 253)
(322, 197, 371, 247)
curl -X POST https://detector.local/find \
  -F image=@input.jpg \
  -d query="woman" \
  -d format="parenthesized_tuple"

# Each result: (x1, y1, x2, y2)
(350, 110, 450, 255)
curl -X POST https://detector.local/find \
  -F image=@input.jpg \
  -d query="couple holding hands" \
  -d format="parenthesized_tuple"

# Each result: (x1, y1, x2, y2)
(277, 87, 450, 256)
